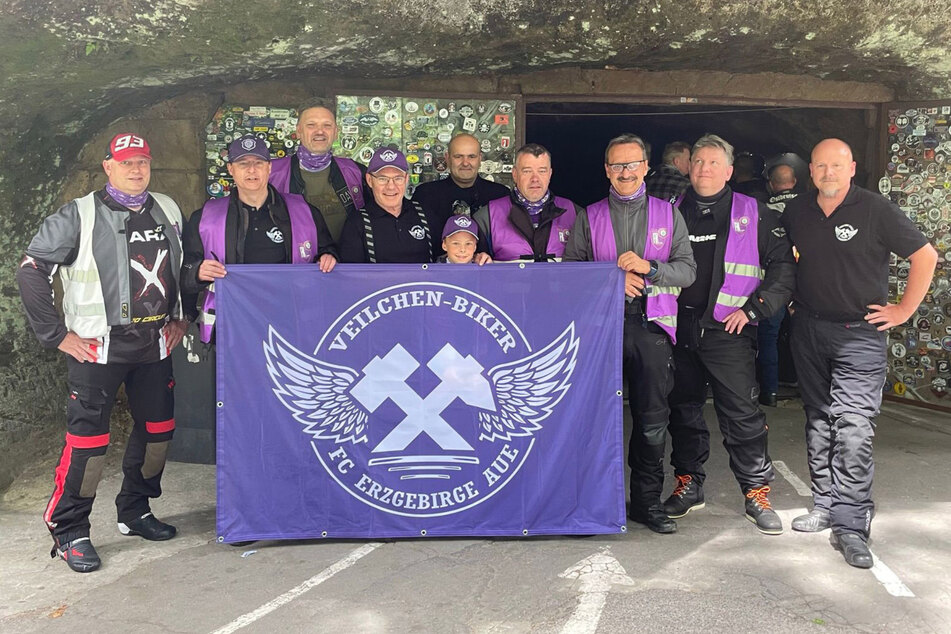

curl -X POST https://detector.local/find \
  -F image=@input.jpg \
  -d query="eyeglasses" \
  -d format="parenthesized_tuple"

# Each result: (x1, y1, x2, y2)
(371, 174, 407, 185)
(607, 160, 646, 173)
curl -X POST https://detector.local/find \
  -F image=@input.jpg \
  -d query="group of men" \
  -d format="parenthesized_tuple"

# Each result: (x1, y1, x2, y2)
(17, 95, 937, 573)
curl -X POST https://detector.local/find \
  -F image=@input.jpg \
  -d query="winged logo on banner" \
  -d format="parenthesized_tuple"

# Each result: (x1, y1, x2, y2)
(264, 328, 369, 444)
(263, 323, 580, 446)
(476, 324, 579, 443)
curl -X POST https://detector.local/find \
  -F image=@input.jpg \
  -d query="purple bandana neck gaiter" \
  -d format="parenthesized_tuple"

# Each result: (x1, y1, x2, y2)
(106, 183, 149, 208)
(297, 146, 333, 172)
(610, 182, 645, 202)
(515, 187, 551, 223)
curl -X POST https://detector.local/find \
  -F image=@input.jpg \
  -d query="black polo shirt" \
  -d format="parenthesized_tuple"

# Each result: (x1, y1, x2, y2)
(338, 198, 439, 263)
(412, 176, 510, 226)
(782, 183, 928, 320)
(242, 198, 287, 264)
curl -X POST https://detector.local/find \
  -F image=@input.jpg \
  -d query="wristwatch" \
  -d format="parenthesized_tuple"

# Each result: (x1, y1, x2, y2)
(646, 260, 659, 279)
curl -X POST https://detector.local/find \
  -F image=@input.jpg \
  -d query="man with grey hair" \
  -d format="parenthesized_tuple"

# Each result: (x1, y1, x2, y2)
(269, 98, 366, 241)
(662, 134, 795, 535)
(473, 143, 582, 262)
(565, 133, 696, 533)
(646, 141, 691, 203)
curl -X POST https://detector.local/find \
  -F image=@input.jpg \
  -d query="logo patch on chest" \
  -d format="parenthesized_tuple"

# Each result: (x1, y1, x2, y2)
(267, 227, 285, 244)
(834, 224, 858, 242)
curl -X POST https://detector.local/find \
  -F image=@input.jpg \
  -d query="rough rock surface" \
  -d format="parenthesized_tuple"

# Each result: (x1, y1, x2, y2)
(1, 1, 948, 490)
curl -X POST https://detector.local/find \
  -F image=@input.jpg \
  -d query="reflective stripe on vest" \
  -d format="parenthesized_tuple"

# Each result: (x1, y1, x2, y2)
(196, 193, 319, 342)
(486, 196, 576, 261)
(269, 155, 365, 211)
(60, 193, 108, 335)
(587, 195, 680, 343)
(712, 193, 761, 322)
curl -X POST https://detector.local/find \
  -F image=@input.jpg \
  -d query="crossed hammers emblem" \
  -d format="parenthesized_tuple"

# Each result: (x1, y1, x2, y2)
(351, 344, 496, 453)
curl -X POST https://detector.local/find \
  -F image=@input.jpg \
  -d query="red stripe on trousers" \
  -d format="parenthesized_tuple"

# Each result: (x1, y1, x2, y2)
(145, 419, 175, 434)
(43, 432, 111, 526)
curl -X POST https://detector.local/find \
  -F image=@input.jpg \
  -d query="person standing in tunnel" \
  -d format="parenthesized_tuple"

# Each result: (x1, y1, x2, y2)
(269, 98, 367, 241)
(564, 133, 696, 533)
(645, 141, 692, 204)
(783, 138, 937, 568)
(17, 133, 189, 572)
(731, 151, 770, 204)
(663, 134, 795, 535)
(473, 143, 582, 262)
(412, 133, 510, 226)
(182, 134, 338, 345)
(757, 160, 800, 407)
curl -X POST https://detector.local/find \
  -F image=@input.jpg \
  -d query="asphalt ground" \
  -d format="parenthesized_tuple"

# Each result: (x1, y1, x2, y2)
(1, 398, 949, 634)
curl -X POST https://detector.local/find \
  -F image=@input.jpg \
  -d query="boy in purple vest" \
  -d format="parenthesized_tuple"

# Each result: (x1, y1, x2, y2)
(181, 135, 338, 343)
(268, 98, 367, 241)
(564, 133, 696, 534)
(472, 143, 582, 262)
(663, 134, 795, 535)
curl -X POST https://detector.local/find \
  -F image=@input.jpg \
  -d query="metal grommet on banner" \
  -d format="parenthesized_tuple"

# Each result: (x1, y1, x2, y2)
(217, 401, 224, 408)
(518, 263, 526, 269)
(619, 525, 627, 533)
(217, 536, 224, 543)
(421, 264, 429, 270)
(321, 531, 328, 538)
(522, 529, 529, 536)
(616, 390, 622, 396)
(420, 529, 427, 536)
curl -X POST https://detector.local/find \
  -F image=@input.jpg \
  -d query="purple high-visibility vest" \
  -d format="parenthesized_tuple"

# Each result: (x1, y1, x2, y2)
(269, 155, 365, 210)
(587, 195, 681, 343)
(674, 191, 762, 323)
(196, 193, 319, 343)
(712, 193, 761, 322)
(486, 195, 576, 261)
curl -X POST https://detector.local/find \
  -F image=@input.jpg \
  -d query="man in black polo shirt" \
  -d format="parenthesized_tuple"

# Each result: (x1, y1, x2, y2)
(783, 138, 937, 568)
(412, 133, 509, 226)
(338, 147, 443, 263)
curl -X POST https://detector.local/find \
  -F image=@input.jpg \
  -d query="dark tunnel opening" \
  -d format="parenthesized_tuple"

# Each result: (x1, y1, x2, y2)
(526, 102, 874, 207)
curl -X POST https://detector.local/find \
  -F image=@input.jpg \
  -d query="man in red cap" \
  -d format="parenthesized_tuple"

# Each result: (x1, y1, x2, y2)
(17, 133, 190, 572)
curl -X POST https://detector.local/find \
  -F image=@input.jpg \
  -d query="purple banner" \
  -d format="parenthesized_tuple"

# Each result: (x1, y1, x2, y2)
(215, 263, 625, 541)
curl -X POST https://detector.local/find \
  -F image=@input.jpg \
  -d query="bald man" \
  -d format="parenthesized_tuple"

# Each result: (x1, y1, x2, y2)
(412, 133, 509, 226)
(758, 162, 799, 406)
(782, 138, 937, 568)
(766, 165, 798, 214)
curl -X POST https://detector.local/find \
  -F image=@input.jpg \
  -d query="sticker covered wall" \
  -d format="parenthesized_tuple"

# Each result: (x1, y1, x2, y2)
(334, 95, 518, 196)
(882, 102, 951, 406)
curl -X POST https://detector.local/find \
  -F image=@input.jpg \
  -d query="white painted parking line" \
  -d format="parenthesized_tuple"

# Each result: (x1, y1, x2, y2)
(210, 542, 383, 634)
(870, 552, 915, 598)
(772, 460, 812, 497)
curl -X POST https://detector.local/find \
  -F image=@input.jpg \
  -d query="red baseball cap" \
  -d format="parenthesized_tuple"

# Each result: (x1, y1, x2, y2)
(105, 133, 152, 162)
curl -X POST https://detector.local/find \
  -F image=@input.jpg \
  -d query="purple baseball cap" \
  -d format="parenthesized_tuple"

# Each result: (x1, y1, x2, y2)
(442, 214, 478, 240)
(367, 147, 409, 173)
(228, 134, 271, 162)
